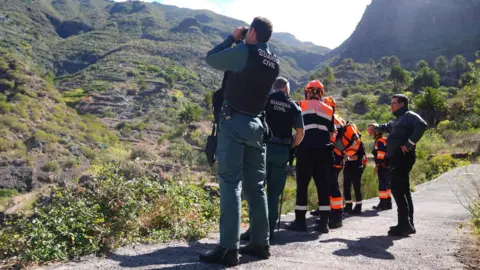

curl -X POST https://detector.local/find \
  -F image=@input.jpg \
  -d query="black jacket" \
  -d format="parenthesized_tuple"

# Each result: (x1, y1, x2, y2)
(374, 107, 428, 159)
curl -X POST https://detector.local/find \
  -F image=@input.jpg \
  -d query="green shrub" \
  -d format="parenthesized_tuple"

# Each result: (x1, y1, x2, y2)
(35, 130, 59, 143)
(0, 138, 13, 152)
(426, 155, 470, 180)
(42, 161, 60, 172)
(81, 146, 96, 159)
(0, 163, 219, 265)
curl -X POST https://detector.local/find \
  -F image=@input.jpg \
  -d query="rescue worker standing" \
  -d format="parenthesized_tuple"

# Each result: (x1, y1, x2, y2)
(342, 124, 367, 215)
(199, 17, 280, 266)
(368, 127, 392, 211)
(311, 96, 345, 229)
(285, 80, 335, 233)
(240, 77, 305, 241)
(368, 94, 427, 236)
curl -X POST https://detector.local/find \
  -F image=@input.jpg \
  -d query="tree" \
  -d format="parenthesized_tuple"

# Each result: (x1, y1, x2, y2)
(321, 66, 335, 92)
(434, 56, 448, 76)
(389, 55, 400, 67)
(459, 72, 479, 87)
(376, 63, 383, 77)
(343, 58, 354, 70)
(380, 56, 390, 68)
(369, 58, 375, 71)
(413, 67, 440, 91)
(388, 65, 411, 90)
(413, 87, 448, 126)
(416, 60, 429, 71)
(451, 54, 466, 78)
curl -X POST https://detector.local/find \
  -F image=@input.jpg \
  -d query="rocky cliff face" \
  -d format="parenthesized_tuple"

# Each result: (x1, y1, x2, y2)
(328, 0, 480, 67)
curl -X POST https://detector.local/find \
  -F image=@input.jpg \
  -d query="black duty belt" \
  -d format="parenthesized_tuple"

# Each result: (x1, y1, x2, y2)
(267, 137, 292, 146)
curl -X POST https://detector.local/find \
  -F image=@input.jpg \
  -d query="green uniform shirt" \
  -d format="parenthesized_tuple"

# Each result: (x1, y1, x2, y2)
(206, 35, 270, 72)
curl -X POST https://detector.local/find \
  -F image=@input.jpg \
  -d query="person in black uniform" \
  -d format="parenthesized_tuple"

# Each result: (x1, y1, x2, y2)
(285, 80, 335, 233)
(240, 77, 304, 241)
(368, 94, 427, 236)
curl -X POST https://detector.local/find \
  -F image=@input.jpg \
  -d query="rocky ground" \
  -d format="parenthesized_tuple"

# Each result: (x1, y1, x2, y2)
(42, 165, 480, 270)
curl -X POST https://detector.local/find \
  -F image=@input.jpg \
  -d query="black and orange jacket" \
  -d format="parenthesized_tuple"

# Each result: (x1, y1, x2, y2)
(372, 136, 387, 166)
(298, 99, 335, 149)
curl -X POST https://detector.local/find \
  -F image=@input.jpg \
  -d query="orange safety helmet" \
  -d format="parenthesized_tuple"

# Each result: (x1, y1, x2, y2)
(323, 96, 337, 108)
(305, 80, 325, 96)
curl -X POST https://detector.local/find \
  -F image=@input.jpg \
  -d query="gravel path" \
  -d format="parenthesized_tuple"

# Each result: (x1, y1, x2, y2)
(43, 165, 480, 270)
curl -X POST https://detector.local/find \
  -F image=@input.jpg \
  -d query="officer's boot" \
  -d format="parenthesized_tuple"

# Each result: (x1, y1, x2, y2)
(285, 210, 307, 231)
(314, 212, 330, 233)
(199, 246, 239, 266)
(386, 197, 393, 210)
(328, 209, 343, 229)
(344, 203, 353, 215)
(351, 203, 362, 215)
(239, 243, 270, 259)
(240, 228, 250, 241)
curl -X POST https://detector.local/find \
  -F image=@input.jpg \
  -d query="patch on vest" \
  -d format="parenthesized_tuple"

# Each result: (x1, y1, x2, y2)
(270, 99, 291, 112)
(258, 49, 278, 69)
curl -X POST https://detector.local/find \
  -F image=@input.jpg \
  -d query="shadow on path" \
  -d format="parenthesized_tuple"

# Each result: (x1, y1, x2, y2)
(107, 241, 270, 269)
(320, 235, 403, 260)
(343, 209, 382, 219)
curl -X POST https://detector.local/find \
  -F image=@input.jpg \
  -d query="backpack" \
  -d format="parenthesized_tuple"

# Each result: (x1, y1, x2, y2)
(335, 122, 362, 157)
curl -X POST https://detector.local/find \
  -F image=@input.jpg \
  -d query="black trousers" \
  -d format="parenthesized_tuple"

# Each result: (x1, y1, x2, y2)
(343, 161, 363, 203)
(389, 152, 416, 225)
(295, 147, 333, 219)
(378, 166, 391, 199)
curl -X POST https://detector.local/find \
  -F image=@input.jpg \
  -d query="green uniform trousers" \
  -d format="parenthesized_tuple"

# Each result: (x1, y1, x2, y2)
(265, 142, 290, 229)
(216, 112, 269, 249)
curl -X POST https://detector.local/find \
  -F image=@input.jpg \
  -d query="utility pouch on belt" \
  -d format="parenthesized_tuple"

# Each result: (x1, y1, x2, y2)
(205, 122, 217, 166)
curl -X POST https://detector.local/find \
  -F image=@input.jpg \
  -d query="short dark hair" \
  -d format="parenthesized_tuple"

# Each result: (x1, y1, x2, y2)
(393, 94, 409, 107)
(250, 17, 273, 43)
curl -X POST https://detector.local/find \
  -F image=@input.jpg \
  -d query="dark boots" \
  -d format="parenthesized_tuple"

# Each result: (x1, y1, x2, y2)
(285, 219, 307, 231)
(373, 199, 391, 211)
(239, 244, 270, 259)
(388, 221, 416, 236)
(329, 209, 343, 229)
(351, 203, 362, 215)
(314, 212, 330, 233)
(240, 227, 275, 241)
(344, 203, 353, 215)
(199, 246, 239, 266)
(285, 211, 307, 231)
(310, 208, 321, 216)
(386, 197, 392, 209)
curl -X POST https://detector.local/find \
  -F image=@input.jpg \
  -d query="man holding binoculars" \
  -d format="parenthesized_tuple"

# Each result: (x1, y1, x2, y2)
(199, 17, 280, 266)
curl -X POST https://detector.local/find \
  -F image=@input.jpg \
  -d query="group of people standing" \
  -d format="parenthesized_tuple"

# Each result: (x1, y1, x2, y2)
(199, 16, 428, 267)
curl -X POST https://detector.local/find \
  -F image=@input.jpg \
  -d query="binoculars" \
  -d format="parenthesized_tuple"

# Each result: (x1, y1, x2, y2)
(242, 28, 248, 37)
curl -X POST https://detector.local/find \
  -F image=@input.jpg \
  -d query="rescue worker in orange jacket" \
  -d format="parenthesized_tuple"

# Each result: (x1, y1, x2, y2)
(338, 122, 366, 215)
(368, 125, 392, 211)
(285, 80, 335, 233)
(310, 96, 344, 229)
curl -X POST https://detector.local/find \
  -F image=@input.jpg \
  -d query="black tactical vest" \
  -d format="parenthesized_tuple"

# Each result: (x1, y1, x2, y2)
(224, 44, 280, 115)
(265, 92, 299, 143)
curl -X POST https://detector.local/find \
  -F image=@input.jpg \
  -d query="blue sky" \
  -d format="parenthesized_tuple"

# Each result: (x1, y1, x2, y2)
(116, 0, 372, 49)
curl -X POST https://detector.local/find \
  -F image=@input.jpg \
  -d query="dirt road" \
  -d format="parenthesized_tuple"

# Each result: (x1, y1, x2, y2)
(44, 165, 479, 270)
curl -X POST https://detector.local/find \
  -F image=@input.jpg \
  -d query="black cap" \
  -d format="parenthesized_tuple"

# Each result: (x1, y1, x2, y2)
(273, 77, 289, 90)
